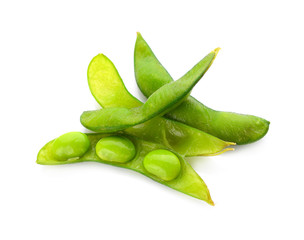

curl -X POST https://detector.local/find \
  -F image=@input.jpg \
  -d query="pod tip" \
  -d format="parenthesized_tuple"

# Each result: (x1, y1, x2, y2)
(208, 198, 215, 206)
(213, 47, 221, 56)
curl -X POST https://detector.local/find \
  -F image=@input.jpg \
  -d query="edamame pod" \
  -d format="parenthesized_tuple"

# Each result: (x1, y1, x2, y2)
(81, 48, 218, 133)
(85, 53, 234, 156)
(134, 33, 270, 144)
(37, 133, 214, 205)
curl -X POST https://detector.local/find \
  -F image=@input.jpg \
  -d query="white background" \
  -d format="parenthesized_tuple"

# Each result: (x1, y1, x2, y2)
(1, 1, 303, 239)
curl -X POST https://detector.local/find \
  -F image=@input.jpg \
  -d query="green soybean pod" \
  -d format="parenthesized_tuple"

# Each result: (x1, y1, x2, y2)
(85, 53, 235, 156)
(143, 149, 181, 181)
(80, 48, 219, 133)
(96, 136, 136, 163)
(37, 133, 214, 205)
(52, 132, 90, 161)
(134, 32, 270, 145)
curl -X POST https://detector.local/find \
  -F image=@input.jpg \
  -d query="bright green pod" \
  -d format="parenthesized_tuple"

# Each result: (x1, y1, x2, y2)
(52, 132, 90, 161)
(143, 149, 181, 181)
(96, 136, 136, 163)
(83, 53, 234, 156)
(37, 133, 214, 205)
(134, 33, 270, 145)
(80, 48, 219, 133)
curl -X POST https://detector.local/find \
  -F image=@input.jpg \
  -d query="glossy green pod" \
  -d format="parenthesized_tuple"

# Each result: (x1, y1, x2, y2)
(37, 133, 214, 205)
(81, 48, 218, 133)
(85, 53, 235, 156)
(134, 33, 270, 144)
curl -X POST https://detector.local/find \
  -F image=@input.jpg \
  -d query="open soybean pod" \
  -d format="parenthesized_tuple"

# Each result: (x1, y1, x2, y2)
(84, 53, 234, 156)
(134, 33, 270, 145)
(81, 48, 219, 133)
(37, 132, 214, 205)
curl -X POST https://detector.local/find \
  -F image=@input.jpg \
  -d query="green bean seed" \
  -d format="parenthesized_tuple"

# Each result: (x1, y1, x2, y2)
(143, 149, 181, 181)
(96, 136, 136, 163)
(52, 132, 90, 161)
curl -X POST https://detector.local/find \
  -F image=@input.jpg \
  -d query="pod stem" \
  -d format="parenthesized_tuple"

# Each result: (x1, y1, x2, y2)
(204, 147, 235, 157)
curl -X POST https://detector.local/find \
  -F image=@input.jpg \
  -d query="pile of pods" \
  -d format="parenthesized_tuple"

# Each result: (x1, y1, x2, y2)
(37, 33, 269, 205)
